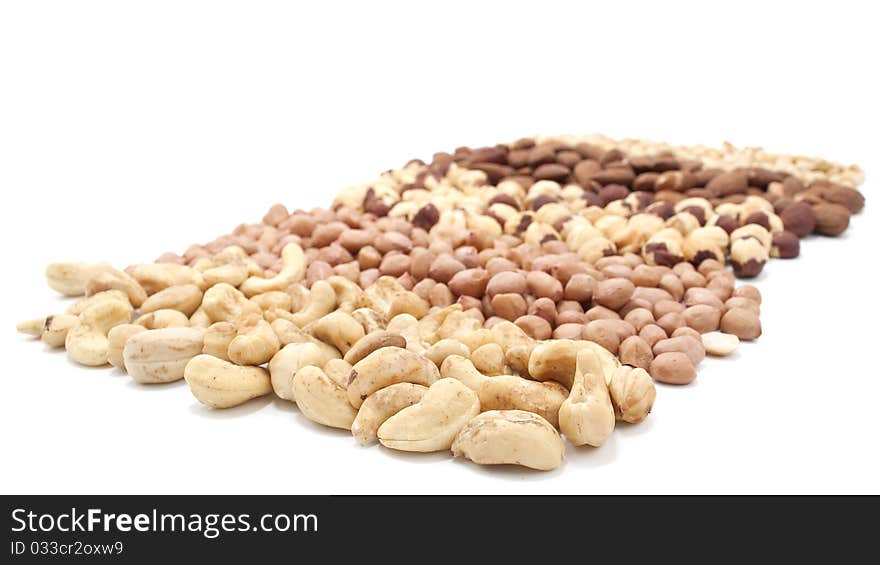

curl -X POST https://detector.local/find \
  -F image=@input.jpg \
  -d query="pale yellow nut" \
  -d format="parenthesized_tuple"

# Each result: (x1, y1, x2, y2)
(107, 323, 147, 369)
(41, 314, 79, 348)
(608, 366, 656, 424)
(291, 366, 357, 430)
(135, 309, 190, 329)
(478, 375, 568, 429)
(227, 318, 280, 366)
(16, 317, 45, 337)
(439, 355, 490, 392)
(84, 268, 147, 307)
(351, 383, 428, 446)
(140, 284, 203, 317)
(377, 378, 480, 453)
(123, 327, 204, 384)
(347, 346, 440, 409)
(124, 263, 204, 295)
(701, 331, 740, 356)
(558, 348, 615, 447)
(184, 354, 272, 409)
(452, 410, 564, 471)
(46, 262, 113, 296)
(268, 342, 335, 401)
(304, 312, 364, 356)
(239, 243, 306, 297)
(528, 339, 619, 389)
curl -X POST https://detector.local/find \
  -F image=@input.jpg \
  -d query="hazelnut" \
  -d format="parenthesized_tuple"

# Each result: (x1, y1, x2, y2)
(779, 201, 816, 237)
(812, 203, 850, 236)
(771, 231, 800, 259)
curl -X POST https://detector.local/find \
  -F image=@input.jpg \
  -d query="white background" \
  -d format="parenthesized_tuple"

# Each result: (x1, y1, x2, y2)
(1, 1, 878, 494)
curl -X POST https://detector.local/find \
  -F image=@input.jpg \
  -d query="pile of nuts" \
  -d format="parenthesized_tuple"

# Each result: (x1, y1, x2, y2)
(16, 136, 865, 471)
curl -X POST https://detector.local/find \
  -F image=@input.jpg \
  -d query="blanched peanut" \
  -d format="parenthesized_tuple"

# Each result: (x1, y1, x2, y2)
(41, 314, 79, 348)
(618, 335, 653, 370)
(653, 336, 705, 366)
(140, 284, 203, 317)
(46, 262, 113, 296)
(558, 348, 615, 447)
(123, 327, 204, 384)
(351, 383, 428, 445)
(347, 346, 440, 409)
(107, 324, 146, 369)
(471, 343, 505, 375)
(720, 307, 762, 340)
(702, 331, 740, 356)
(184, 354, 272, 408)
(478, 375, 568, 428)
(452, 410, 564, 471)
(649, 352, 696, 385)
(291, 366, 358, 430)
(608, 366, 656, 423)
(377, 378, 480, 453)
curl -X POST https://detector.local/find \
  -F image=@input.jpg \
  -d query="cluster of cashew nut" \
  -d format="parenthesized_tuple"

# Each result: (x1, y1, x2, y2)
(20, 243, 658, 472)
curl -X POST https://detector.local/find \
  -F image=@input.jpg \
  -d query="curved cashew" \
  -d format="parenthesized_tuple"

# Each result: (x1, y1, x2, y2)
(351, 308, 387, 334)
(67, 290, 129, 315)
(41, 314, 80, 348)
(202, 262, 249, 288)
(269, 318, 341, 360)
(107, 323, 147, 369)
(184, 354, 272, 408)
(439, 355, 490, 392)
(16, 317, 45, 337)
(358, 276, 408, 316)
(323, 358, 353, 388)
(388, 292, 429, 320)
(452, 410, 564, 471)
(478, 375, 568, 428)
(65, 294, 133, 366)
(202, 321, 237, 361)
(347, 346, 440, 409)
(291, 366, 358, 430)
(125, 263, 204, 295)
(505, 344, 533, 377)
(558, 348, 615, 447)
(201, 283, 260, 324)
(289, 280, 336, 328)
(136, 309, 191, 329)
(326, 276, 363, 313)
(84, 268, 147, 307)
(459, 328, 495, 353)
(123, 327, 205, 384)
(189, 307, 212, 329)
(424, 338, 470, 369)
(305, 311, 364, 355)
(528, 339, 619, 389)
(386, 313, 425, 353)
(471, 343, 505, 375)
(239, 243, 306, 297)
(227, 316, 280, 366)
(608, 365, 656, 424)
(351, 382, 428, 445)
(377, 378, 480, 453)
(249, 291, 292, 313)
(343, 330, 406, 366)
(490, 321, 535, 354)
(268, 342, 333, 401)
(140, 284, 204, 317)
(46, 262, 113, 296)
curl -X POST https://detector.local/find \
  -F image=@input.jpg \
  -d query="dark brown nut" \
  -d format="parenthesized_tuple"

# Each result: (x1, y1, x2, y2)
(556, 150, 582, 167)
(684, 287, 724, 309)
(514, 315, 552, 340)
(771, 231, 800, 259)
(359, 268, 380, 289)
(409, 248, 435, 280)
(593, 278, 635, 310)
(724, 296, 760, 316)
(656, 312, 685, 335)
(563, 273, 596, 304)
(428, 254, 466, 284)
(306, 260, 333, 287)
(631, 265, 663, 287)
(732, 285, 762, 305)
(310, 221, 348, 248)
(598, 184, 630, 205)
(679, 270, 707, 290)
(357, 246, 382, 270)
(338, 229, 374, 253)
(584, 305, 621, 321)
(720, 307, 762, 340)
(824, 185, 865, 213)
(813, 203, 850, 236)
(593, 166, 635, 186)
(491, 293, 528, 321)
(658, 273, 684, 301)
(533, 163, 570, 182)
(486, 271, 527, 297)
(713, 214, 739, 234)
(573, 159, 601, 185)
(654, 171, 694, 192)
(428, 283, 455, 307)
(653, 299, 685, 319)
(525, 271, 564, 302)
(779, 202, 816, 237)
(730, 238, 768, 278)
(379, 253, 411, 277)
(672, 326, 702, 341)
(618, 335, 653, 370)
(555, 311, 586, 325)
(744, 211, 770, 230)
(705, 171, 748, 198)
(448, 268, 489, 298)
(653, 336, 705, 366)
(553, 323, 585, 340)
(649, 352, 696, 385)
(471, 162, 515, 183)
(582, 320, 620, 355)
(527, 145, 557, 166)
(528, 297, 557, 324)
(639, 324, 668, 348)
(683, 304, 721, 333)
(624, 307, 655, 332)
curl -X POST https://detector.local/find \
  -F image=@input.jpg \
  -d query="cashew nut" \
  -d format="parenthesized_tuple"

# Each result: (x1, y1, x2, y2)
(107, 323, 147, 369)
(471, 342, 505, 375)
(452, 410, 564, 471)
(478, 375, 568, 428)
(184, 354, 272, 408)
(304, 311, 364, 355)
(351, 383, 428, 445)
(386, 313, 425, 353)
(528, 339, 620, 389)
(202, 321, 237, 361)
(67, 290, 129, 315)
(202, 262, 249, 288)
(227, 316, 280, 366)
(189, 307, 212, 329)
(140, 284, 203, 317)
(268, 342, 334, 401)
(347, 346, 440, 409)
(289, 280, 336, 328)
(201, 283, 260, 324)
(343, 330, 406, 366)
(439, 355, 490, 392)
(326, 275, 363, 313)
(125, 263, 204, 295)
(424, 338, 471, 369)
(84, 268, 147, 307)
(46, 262, 113, 296)
(291, 366, 358, 430)
(377, 378, 480, 452)
(322, 358, 353, 388)
(135, 309, 190, 329)
(16, 317, 45, 337)
(351, 307, 387, 334)
(608, 365, 656, 424)
(66, 294, 134, 366)
(558, 348, 615, 447)
(269, 318, 341, 361)
(239, 243, 306, 297)
(41, 314, 79, 348)
(249, 291, 292, 313)
(123, 327, 205, 384)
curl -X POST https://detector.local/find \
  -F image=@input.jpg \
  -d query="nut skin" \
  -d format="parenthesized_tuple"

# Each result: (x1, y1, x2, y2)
(771, 231, 800, 259)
